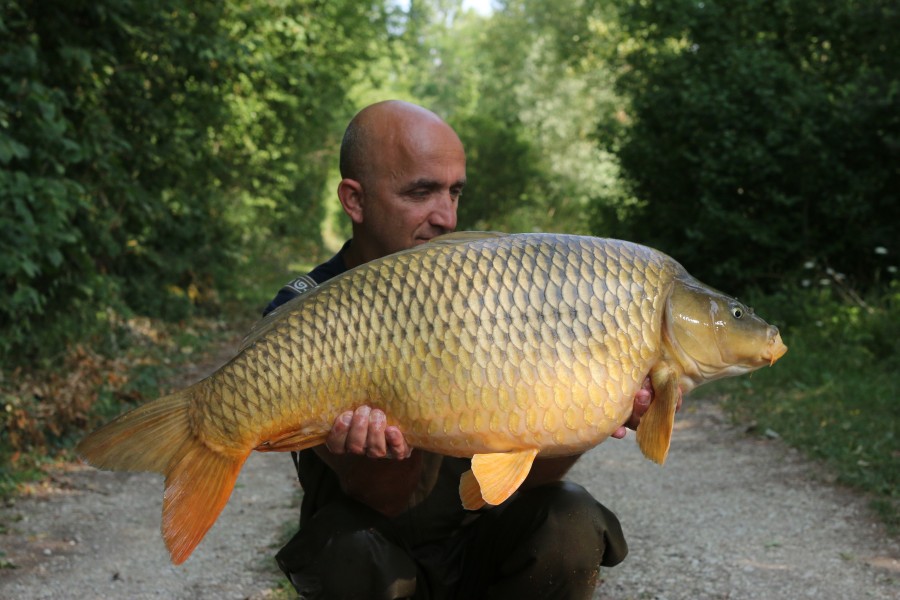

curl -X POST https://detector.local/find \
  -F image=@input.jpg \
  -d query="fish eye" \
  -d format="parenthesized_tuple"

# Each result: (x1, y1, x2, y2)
(731, 306, 744, 319)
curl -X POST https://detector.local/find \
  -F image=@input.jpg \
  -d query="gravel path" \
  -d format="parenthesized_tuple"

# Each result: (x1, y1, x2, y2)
(0, 454, 297, 600)
(1, 355, 897, 599)
(578, 403, 899, 599)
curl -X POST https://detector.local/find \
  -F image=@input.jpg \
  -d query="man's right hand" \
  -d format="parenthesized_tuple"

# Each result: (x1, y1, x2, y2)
(324, 405, 412, 460)
(315, 406, 420, 516)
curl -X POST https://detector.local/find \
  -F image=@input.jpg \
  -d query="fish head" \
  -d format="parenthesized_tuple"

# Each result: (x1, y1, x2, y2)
(667, 278, 787, 387)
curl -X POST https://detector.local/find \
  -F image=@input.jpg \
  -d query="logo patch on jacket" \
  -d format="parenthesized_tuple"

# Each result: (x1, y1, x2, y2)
(283, 275, 318, 298)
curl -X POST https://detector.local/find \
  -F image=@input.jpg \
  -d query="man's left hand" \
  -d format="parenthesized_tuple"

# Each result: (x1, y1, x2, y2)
(611, 375, 681, 439)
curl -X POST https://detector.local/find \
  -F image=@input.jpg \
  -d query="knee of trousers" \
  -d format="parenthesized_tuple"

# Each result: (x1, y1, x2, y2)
(276, 501, 418, 600)
(511, 481, 628, 568)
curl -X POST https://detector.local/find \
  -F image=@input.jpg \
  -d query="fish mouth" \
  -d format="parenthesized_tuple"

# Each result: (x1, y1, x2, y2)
(764, 330, 788, 366)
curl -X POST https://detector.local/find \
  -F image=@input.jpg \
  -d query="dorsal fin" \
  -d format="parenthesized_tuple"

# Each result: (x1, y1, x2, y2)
(425, 231, 509, 246)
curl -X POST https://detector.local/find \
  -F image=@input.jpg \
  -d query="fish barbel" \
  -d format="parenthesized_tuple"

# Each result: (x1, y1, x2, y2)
(77, 232, 787, 564)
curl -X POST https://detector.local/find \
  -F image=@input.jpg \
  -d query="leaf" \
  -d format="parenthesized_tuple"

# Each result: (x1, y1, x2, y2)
(0, 137, 30, 164)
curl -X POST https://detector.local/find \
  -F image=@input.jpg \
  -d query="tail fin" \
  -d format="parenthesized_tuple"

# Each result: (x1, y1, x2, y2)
(76, 386, 247, 564)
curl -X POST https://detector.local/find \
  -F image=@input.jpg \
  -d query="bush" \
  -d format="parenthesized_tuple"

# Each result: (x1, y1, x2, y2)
(1, 0, 390, 364)
(599, 0, 900, 293)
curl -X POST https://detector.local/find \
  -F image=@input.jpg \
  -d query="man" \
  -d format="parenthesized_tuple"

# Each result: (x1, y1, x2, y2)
(265, 100, 656, 599)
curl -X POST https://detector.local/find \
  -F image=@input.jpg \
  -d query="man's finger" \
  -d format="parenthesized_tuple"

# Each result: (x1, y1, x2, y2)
(624, 376, 654, 431)
(365, 409, 388, 458)
(385, 426, 411, 459)
(345, 406, 371, 455)
(325, 411, 353, 454)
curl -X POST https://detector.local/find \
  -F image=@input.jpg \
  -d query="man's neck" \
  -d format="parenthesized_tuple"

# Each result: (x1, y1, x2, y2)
(339, 239, 365, 270)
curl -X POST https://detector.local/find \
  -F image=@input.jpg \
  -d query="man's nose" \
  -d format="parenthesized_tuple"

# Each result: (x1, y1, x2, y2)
(430, 194, 458, 230)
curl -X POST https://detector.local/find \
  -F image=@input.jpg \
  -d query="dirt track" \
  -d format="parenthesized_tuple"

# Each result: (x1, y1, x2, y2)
(1, 349, 897, 599)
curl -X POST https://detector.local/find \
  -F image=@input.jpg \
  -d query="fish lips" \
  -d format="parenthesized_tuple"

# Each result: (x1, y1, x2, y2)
(765, 329, 788, 366)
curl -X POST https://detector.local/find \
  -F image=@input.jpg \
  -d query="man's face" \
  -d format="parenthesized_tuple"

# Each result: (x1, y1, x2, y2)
(359, 119, 466, 258)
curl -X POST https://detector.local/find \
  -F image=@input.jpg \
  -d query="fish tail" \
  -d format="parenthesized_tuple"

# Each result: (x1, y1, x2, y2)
(76, 386, 247, 564)
(161, 434, 246, 564)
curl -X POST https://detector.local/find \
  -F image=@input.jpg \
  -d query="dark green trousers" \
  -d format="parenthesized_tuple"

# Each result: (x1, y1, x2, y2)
(276, 481, 627, 600)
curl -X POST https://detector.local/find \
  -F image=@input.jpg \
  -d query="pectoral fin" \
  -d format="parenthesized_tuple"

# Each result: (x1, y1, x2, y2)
(458, 449, 539, 510)
(636, 364, 681, 465)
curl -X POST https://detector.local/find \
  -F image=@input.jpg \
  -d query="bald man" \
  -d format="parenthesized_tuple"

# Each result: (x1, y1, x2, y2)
(264, 101, 654, 599)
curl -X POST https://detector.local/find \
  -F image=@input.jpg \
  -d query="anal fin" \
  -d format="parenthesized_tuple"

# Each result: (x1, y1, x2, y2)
(459, 449, 539, 510)
(459, 469, 486, 510)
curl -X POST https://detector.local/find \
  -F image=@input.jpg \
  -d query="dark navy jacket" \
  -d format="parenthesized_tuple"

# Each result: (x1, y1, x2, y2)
(262, 240, 351, 317)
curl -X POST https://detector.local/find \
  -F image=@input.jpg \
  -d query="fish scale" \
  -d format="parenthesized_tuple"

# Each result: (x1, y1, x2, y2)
(224, 235, 660, 455)
(77, 231, 787, 564)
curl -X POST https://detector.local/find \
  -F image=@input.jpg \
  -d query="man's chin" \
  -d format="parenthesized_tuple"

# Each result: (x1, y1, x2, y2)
(415, 230, 452, 245)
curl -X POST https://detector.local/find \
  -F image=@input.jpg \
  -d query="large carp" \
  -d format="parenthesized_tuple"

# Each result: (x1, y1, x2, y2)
(77, 232, 787, 564)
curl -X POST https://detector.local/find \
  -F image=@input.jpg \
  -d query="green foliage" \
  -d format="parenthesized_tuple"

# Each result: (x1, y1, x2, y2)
(599, 0, 900, 292)
(453, 112, 546, 229)
(380, 0, 633, 234)
(0, 226, 317, 498)
(699, 282, 899, 530)
(1, 0, 390, 364)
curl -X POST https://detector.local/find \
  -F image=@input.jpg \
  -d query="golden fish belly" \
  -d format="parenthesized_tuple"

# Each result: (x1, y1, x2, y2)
(196, 234, 681, 456)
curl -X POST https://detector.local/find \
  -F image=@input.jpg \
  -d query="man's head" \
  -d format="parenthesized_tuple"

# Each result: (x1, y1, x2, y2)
(337, 100, 466, 267)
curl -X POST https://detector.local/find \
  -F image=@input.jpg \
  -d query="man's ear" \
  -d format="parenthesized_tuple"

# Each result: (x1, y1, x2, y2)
(337, 178, 365, 224)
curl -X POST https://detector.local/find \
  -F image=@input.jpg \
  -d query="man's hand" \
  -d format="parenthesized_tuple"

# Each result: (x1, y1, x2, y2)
(315, 406, 419, 516)
(324, 405, 412, 460)
(610, 375, 681, 439)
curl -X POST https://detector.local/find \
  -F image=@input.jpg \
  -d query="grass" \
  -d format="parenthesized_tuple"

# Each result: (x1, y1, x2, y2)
(695, 281, 899, 533)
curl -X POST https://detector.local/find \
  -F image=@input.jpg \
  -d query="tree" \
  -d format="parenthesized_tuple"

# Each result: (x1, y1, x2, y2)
(0, 0, 392, 362)
(381, 0, 632, 234)
(601, 0, 900, 290)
